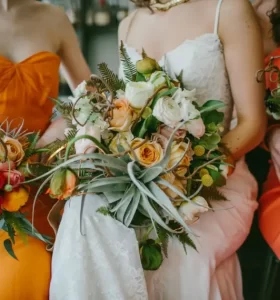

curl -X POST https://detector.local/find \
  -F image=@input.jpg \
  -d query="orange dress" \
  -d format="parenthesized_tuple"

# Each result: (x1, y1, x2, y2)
(259, 48, 280, 259)
(0, 52, 60, 299)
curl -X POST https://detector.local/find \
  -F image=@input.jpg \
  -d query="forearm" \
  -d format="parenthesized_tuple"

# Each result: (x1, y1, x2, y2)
(222, 122, 266, 161)
(37, 117, 68, 148)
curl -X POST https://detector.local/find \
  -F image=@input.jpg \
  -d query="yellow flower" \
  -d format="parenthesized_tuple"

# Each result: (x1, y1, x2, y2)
(1, 186, 29, 212)
(199, 168, 209, 178)
(2, 136, 25, 165)
(130, 138, 163, 167)
(201, 174, 214, 187)
(194, 145, 205, 157)
(168, 142, 192, 177)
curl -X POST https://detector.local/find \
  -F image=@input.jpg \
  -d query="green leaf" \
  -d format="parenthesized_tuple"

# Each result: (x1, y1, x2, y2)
(175, 70, 185, 89)
(207, 169, 226, 187)
(137, 115, 160, 138)
(4, 239, 18, 260)
(103, 191, 124, 203)
(124, 189, 141, 226)
(199, 100, 225, 114)
(202, 110, 224, 125)
(136, 72, 146, 82)
(120, 41, 137, 82)
(98, 62, 125, 91)
(199, 133, 221, 150)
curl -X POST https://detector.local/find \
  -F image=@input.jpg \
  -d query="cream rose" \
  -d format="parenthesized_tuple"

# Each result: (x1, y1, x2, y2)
(109, 132, 134, 154)
(168, 142, 192, 177)
(125, 82, 154, 109)
(74, 124, 101, 154)
(185, 118, 205, 138)
(109, 98, 136, 132)
(3, 136, 25, 165)
(178, 196, 209, 225)
(130, 138, 163, 167)
(153, 97, 182, 128)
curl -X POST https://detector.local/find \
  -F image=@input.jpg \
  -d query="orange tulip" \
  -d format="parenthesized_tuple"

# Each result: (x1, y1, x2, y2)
(46, 168, 77, 200)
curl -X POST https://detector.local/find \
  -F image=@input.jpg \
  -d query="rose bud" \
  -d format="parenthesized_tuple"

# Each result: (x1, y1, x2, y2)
(136, 57, 159, 75)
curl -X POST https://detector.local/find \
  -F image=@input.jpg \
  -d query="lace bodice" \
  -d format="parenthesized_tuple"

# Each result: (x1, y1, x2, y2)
(119, 0, 233, 133)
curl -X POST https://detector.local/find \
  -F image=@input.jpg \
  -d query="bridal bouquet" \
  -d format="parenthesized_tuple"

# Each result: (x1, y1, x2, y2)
(31, 43, 232, 270)
(0, 120, 49, 258)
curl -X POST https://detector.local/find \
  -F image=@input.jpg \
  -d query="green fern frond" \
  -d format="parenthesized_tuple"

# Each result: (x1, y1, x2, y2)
(200, 186, 227, 202)
(24, 132, 41, 158)
(51, 98, 74, 126)
(98, 63, 125, 92)
(120, 41, 137, 82)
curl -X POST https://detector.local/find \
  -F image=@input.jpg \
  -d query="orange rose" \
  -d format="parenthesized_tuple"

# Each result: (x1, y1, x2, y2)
(2, 136, 25, 165)
(1, 186, 29, 212)
(130, 138, 163, 167)
(109, 98, 136, 132)
(168, 142, 193, 177)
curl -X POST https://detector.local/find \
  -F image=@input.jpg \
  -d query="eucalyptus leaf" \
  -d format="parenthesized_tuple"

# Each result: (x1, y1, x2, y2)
(0, 219, 4, 229)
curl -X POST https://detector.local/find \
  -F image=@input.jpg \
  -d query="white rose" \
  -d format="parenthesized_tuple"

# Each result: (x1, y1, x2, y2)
(73, 80, 87, 98)
(75, 124, 101, 154)
(125, 82, 154, 109)
(180, 99, 201, 122)
(109, 131, 134, 154)
(173, 88, 197, 103)
(152, 97, 182, 128)
(149, 71, 167, 89)
(178, 196, 209, 225)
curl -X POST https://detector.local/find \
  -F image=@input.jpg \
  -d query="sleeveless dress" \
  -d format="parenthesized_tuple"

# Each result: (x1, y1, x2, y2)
(0, 51, 60, 300)
(50, 1, 258, 299)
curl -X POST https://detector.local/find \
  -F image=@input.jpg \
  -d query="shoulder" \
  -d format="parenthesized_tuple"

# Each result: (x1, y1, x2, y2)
(28, 2, 71, 29)
(118, 10, 138, 42)
(219, 0, 260, 41)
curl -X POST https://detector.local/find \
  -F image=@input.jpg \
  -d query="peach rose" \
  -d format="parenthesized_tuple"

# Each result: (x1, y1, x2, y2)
(130, 138, 163, 167)
(3, 136, 25, 165)
(109, 98, 136, 132)
(158, 125, 187, 141)
(168, 142, 193, 177)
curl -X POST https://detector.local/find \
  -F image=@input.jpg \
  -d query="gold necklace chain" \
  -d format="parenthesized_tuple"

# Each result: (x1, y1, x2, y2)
(149, 0, 190, 11)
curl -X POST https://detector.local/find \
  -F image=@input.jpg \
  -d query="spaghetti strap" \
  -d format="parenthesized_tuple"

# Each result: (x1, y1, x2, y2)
(124, 10, 139, 43)
(214, 0, 223, 35)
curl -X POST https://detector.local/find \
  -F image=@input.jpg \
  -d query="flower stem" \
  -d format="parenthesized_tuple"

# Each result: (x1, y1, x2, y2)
(64, 135, 109, 161)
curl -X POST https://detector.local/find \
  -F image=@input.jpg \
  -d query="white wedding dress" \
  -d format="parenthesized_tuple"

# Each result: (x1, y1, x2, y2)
(50, 0, 258, 299)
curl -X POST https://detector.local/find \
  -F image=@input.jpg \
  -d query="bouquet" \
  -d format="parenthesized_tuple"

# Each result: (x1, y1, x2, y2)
(0, 119, 49, 258)
(30, 44, 232, 270)
(258, 56, 280, 120)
